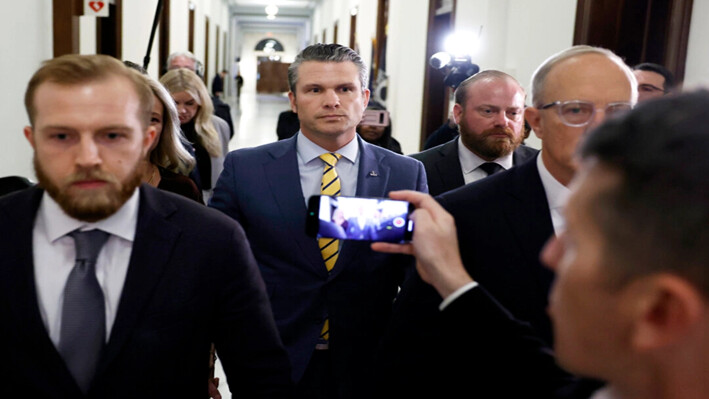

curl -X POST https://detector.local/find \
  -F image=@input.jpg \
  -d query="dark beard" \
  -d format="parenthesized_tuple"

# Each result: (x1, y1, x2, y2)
(34, 155, 143, 222)
(460, 126, 523, 160)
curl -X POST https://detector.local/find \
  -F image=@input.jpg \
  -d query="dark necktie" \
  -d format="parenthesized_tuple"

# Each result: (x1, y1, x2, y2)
(479, 162, 504, 176)
(59, 229, 110, 393)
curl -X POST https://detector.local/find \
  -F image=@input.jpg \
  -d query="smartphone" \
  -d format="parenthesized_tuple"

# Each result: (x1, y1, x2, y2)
(306, 195, 414, 243)
(359, 109, 390, 127)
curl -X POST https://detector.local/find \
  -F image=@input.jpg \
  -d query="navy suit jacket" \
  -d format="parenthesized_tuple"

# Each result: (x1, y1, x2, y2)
(376, 156, 567, 395)
(410, 138, 539, 196)
(377, 286, 600, 398)
(0, 186, 292, 398)
(209, 135, 427, 395)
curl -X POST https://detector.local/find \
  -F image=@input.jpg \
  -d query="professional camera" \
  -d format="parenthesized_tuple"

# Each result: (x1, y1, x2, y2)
(429, 52, 480, 89)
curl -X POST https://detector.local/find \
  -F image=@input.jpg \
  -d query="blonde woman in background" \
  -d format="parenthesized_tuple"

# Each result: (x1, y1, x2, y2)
(123, 61, 202, 202)
(160, 69, 230, 202)
(143, 75, 203, 202)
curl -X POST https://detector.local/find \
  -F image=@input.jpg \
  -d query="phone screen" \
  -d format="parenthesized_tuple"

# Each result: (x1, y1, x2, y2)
(306, 195, 414, 243)
(359, 110, 390, 127)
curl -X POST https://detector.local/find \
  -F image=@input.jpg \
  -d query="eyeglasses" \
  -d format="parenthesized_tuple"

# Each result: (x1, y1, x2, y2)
(539, 100, 633, 127)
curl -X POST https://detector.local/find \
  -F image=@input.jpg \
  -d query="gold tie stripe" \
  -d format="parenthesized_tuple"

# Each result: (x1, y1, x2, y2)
(318, 152, 342, 342)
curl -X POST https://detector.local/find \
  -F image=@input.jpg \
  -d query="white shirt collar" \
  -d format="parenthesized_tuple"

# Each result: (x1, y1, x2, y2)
(39, 187, 141, 243)
(296, 131, 359, 165)
(537, 152, 570, 210)
(457, 136, 514, 174)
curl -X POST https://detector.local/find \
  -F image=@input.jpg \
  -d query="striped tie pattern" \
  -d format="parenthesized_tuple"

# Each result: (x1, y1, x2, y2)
(318, 152, 342, 342)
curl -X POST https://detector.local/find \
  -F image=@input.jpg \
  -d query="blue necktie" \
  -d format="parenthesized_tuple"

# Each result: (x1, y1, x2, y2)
(59, 229, 109, 393)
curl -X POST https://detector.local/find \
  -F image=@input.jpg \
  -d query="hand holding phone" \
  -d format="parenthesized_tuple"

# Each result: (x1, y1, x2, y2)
(306, 195, 414, 243)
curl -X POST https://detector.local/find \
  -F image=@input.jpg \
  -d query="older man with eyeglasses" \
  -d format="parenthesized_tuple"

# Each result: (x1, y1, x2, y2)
(376, 45, 637, 397)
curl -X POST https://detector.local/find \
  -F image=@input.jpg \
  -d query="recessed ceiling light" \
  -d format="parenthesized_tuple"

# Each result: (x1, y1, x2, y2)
(265, 5, 279, 15)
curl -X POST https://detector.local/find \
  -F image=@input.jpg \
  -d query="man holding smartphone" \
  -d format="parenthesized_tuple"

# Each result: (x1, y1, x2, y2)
(210, 43, 427, 399)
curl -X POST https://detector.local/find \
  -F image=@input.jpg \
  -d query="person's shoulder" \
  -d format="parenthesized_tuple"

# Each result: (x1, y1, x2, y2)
(515, 144, 539, 160)
(437, 163, 521, 209)
(211, 114, 229, 130)
(0, 185, 41, 211)
(364, 140, 420, 166)
(226, 136, 295, 163)
(410, 138, 456, 161)
(141, 185, 239, 232)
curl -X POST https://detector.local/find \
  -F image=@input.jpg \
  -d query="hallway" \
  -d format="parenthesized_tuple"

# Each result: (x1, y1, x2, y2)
(226, 91, 292, 152)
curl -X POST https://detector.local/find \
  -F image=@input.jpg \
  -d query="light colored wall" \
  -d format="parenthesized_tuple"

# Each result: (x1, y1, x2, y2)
(80, 16, 97, 55)
(170, 0, 190, 55)
(354, 0, 377, 78)
(122, 0, 161, 77)
(1, 0, 53, 179)
(386, 0, 429, 155)
(169, 0, 231, 79)
(684, 0, 709, 90)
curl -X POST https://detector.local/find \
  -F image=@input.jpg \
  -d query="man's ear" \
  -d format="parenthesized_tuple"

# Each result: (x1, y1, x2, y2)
(24, 126, 35, 149)
(630, 274, 704, 351)
(288, 91, 297, 113)
(524, 107, 542, 140)
(362, 88, 370, 108)
(452, 103, 463, 125)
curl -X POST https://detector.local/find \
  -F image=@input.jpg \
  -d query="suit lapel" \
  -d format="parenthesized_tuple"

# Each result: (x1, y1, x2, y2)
(354, 138, 390, 197)
(4, 188, 53, 347)
(500, 158, 555, 283)
(335, 139, 389, 273)
(263, 137, 326, 275)
(2, 188, 88, 395)
(96, 186, 181, 375)
(511, 145, 538, 167)
(434, 140, 465, 193)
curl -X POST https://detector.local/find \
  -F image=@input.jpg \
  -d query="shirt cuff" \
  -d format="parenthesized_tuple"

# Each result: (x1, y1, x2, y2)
(439, 281, 479, 311)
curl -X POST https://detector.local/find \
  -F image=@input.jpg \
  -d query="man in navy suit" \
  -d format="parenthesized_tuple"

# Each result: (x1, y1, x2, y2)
(411, 70, 538, 196)
(0, 54, 291, 398)
(376, 45, 638, 396)
(210, 43, 427, 398)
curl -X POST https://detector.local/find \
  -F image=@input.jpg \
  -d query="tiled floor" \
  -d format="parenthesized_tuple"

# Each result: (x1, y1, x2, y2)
(212, 90, 291, 399)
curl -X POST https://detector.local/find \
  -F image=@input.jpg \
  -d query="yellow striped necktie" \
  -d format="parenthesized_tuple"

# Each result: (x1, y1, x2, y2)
(318, 152, 341, 342)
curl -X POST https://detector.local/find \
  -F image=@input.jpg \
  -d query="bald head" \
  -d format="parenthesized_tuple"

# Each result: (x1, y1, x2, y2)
(525, 47, 636, 186)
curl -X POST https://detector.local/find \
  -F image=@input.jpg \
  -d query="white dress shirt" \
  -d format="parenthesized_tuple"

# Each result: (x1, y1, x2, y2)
(536, 152, 570, 235)
(458, 136, 514, 185)
(296, 131, 360, 203)
(33, 189, 139, 346)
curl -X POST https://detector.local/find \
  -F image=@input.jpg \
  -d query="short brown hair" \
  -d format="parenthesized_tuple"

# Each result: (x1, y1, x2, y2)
(287, 43, 368, 94)
(24, 54, 153, 129)
(454, 70, 524, 108)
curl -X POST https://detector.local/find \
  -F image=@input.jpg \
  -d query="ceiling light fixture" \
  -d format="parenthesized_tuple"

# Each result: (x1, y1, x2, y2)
(265, 5, 279, 16)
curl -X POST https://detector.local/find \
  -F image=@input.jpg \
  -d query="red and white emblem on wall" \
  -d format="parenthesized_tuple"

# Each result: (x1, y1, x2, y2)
(84, 0, 109, 17)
